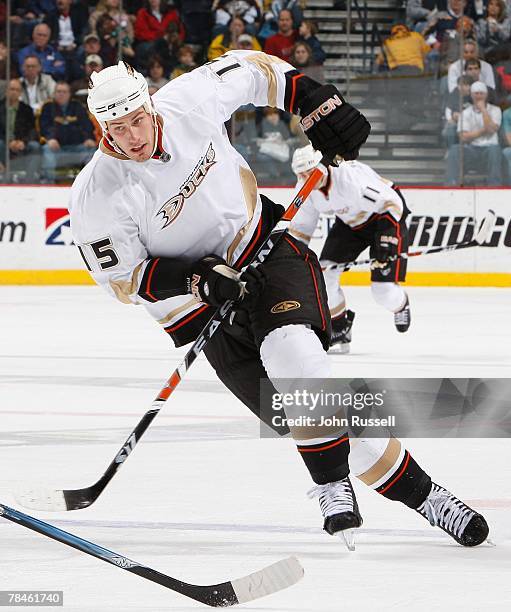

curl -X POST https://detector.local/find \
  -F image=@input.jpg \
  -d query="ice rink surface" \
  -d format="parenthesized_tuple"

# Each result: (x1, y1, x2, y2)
(0, 286, 510, 611)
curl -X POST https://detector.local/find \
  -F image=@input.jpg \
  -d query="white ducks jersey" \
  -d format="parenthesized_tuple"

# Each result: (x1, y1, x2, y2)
(289, 160, 404, 245)
(69, 51, 297, 333)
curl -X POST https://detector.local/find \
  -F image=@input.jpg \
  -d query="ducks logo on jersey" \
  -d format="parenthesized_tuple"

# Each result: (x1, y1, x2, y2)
(156, 143, 217, 229)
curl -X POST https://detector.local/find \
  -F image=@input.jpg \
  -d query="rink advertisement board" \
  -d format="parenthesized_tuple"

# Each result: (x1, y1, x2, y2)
(0, 185, 509, 286)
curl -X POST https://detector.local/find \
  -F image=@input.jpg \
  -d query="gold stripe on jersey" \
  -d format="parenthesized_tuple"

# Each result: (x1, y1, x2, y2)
(226, 166, 258, 265)
(357, 437, 402, 486)
(109, 261, 144, 304)
(157, 297, 202, 326)
(289, 228, 312, 243)
(382, 200, 403, 220)
(245, 53, 287, 107)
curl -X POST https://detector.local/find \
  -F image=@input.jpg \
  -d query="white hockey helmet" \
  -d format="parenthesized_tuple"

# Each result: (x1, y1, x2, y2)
(291, 144, 322, 175)
(87, 61, 153, 130)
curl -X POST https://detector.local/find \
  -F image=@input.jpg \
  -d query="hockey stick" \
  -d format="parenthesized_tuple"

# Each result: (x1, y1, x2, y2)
(14, 160, 330, 512)
(0, 502, 303, 607)
(322, 210, 496, 273)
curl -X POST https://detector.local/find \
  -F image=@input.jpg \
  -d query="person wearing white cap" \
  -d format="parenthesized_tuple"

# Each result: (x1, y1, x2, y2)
(446, 80, 503, 185)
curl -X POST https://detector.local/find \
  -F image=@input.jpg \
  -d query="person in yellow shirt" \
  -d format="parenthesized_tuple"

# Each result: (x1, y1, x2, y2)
(207, 15, 261, 61)
(376, 23, 431, 131)
(377, 23, 431, 72)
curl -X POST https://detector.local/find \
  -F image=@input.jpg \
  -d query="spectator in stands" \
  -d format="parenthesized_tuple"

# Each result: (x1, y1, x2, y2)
(9, 1, 43, 49)
(0, 40, 6, 100)
(270, 1, 303, 29)
(208, 15, 260, 60)
(97, 13, 135, 65)
(170, 45, 197, 79)
(39, 81, 96, 182)
(500, 104, 511, 182)
(406, 0, 443, 32)
(18, 23, 66, 80)
(494, 45, 511, 103)
(24, 0, 57, 19)
(0, 78, 40, 181)
(476, 0, 511, 59)
(236, 32, 256, 50)
(298, 19, 326, 65)
(43, 0, 89, 81)
(19, 54, 56, 112)
(175, 0, 214, 50)
(134, 0, 184, 69)
(377, 23, 431, 72)
(264, 8, 297, 61)
(423, 0, 468, 42)
(463, 57, 497, 98)
(135, 0, 184, 44)
(212, 0, 261, 36)
(439, 15, 476, 68)
(446, 80, 502, 185)
(443, 74, 473, 145)
(70, 54, 103, 102)
(448, 39, 496, 91)
(290, 41, 325, 82)
(377, 23, 431, 130)
(153, 20, 184, 74)
(44, 0, 88, 50)
(90, 0, 134, 45)
(146, 55, 169, 89)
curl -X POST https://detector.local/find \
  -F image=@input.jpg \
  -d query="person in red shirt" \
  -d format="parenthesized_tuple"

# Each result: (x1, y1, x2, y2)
(135, 0, 185, 43)
(135, 0, 185, 71)
(264, 9, 297, 61)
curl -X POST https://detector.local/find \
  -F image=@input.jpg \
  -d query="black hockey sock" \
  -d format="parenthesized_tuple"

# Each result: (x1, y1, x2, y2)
(375, 450, 432, 509)
(296, 434, 350, 485)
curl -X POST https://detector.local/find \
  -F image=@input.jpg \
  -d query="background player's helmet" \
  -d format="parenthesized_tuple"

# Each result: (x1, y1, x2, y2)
(87, 61, 153, 130)
(291, 145, 322, 175)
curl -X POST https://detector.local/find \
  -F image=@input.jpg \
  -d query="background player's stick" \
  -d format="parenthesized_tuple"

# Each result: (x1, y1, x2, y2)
(322, 210, 496, 273)
(14, 159, 330, 512)
(0, 502, 303, 607)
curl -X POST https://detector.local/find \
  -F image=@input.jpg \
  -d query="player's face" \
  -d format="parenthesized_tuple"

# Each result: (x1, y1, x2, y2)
(297, 169, 326, 189)
(107, 108, 155, 162)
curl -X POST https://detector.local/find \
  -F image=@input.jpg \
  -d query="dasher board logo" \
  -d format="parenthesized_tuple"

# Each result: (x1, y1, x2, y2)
(45, 208, 74, 245)
(271, 300, 301, 314)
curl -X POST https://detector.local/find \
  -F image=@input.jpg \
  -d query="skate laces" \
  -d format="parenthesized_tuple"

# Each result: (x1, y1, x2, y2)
(394, 305, 410, 326)
(307, 479, 354, 518)
(418, 484, 475, 538)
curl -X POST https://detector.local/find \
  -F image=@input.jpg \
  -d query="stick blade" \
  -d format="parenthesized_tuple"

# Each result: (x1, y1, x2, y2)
(231, 556, 304, 604)
(475, 210, 496, 244)
(13, 486, 68, 512)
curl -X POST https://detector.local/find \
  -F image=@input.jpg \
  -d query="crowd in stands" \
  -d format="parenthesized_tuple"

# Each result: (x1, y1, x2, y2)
(0, 0, 329, 183)
(380, 0, 511, 184)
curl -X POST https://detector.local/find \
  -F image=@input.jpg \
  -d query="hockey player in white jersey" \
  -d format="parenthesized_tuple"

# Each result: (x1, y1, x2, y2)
(69, 55, 488, 548)
(290, 144, 411, 353)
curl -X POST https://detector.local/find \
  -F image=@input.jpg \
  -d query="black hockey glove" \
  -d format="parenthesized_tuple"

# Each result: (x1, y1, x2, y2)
(373, 224, 400, 268)
(189, 255, 267, 307)
(299, 84, 371, 162)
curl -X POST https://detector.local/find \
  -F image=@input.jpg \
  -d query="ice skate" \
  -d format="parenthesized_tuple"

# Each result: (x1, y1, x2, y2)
(329, 310, 355, 354)
(394, 296, 411, 333)
(308, 477, 363, 551)
(417, 482, 489, 547)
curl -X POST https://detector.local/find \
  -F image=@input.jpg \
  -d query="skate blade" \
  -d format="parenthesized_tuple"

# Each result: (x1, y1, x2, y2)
(328, 344, 350, 355)
(486, 538, 497, 547)
(337, 529, 356, 551)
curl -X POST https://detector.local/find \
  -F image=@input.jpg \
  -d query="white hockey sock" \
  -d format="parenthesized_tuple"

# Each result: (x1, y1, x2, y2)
(371, 281, 407, 313)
